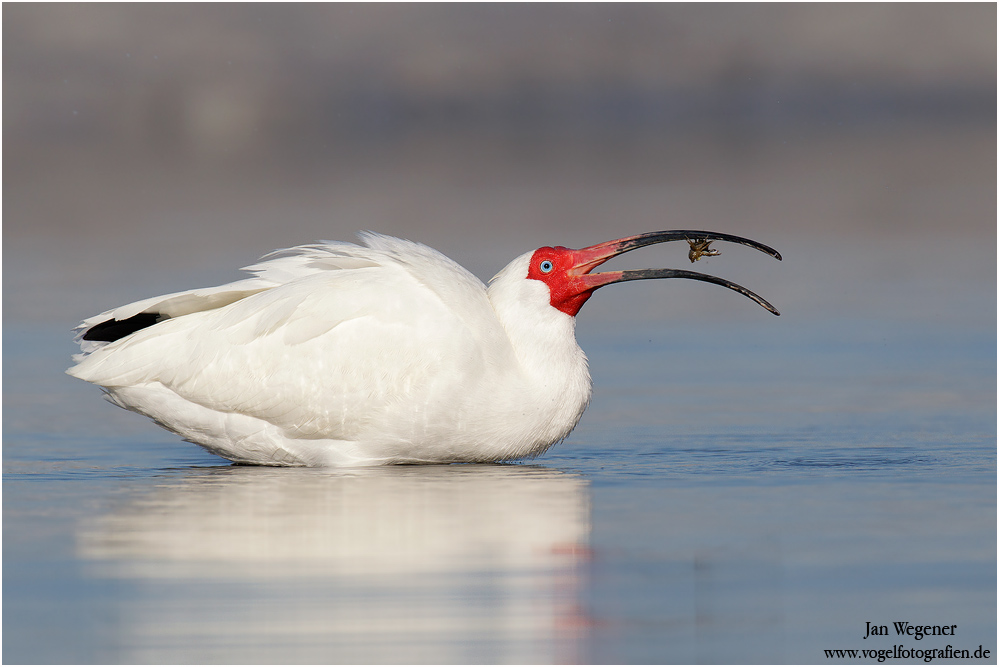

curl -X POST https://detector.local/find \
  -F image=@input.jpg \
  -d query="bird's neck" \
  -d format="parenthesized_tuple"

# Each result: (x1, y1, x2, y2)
(487, 255, 593, 409)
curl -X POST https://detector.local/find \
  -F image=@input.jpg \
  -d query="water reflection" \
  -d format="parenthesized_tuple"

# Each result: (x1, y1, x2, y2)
(76, 464, 591, 663)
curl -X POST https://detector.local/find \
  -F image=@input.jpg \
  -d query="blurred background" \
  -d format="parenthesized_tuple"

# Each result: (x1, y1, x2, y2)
(4, 4, 996, 664)
(4, 3, 995, 325)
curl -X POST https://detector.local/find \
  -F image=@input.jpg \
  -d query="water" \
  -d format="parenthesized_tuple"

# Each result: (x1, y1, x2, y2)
(4, 108, 996, 663)
(4, 294, 995, 663)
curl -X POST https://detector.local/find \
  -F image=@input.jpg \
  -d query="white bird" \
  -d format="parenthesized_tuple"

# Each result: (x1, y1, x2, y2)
(68, 230, 780, 467)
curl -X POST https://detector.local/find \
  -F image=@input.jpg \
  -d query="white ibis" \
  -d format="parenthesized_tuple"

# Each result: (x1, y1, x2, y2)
(68, 231, 780, 466)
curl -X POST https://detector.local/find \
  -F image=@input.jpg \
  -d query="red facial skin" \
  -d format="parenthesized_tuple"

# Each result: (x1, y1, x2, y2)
(527, 246, 626, 317)
(524, 231, 782, 319)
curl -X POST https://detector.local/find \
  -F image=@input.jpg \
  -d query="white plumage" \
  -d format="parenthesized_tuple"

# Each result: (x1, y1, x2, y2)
(69, 230, 780, 466)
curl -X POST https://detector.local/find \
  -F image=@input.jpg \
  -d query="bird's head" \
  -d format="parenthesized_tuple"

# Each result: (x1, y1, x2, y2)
(524, 230, 782, 317)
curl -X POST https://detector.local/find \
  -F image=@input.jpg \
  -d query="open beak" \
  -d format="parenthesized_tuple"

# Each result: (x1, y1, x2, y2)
(570, 230, 782, 316)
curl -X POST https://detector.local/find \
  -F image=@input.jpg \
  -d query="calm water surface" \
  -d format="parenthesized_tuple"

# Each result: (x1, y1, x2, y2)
(4, 300, 995, 663)
(4, 124, 996, 664)
(5, 8, 995, 658)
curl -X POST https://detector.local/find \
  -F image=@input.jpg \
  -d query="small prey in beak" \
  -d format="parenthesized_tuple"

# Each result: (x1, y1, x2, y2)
(526, 229, 782, 316)
(687, 238, 720, 262)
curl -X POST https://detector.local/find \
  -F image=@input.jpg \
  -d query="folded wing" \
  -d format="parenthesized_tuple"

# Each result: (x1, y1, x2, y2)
(68, 234, 506, 443)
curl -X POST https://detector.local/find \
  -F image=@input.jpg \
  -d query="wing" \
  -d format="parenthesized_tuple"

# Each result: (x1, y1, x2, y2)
(71, 238, 386, 357)
(68, 235, 509, 442)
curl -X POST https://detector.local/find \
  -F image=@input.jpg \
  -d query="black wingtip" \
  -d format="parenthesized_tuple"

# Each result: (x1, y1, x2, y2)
(82, 312, 167, 342)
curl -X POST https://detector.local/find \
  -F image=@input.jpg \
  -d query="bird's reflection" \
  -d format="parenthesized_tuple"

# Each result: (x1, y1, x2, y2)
(77, 463, 591, 663)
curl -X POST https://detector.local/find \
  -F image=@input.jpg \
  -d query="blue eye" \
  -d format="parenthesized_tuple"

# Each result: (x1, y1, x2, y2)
(539, 260, 554, 273)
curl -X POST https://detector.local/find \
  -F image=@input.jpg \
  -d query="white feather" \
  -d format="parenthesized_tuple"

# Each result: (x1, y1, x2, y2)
(68, 233, 593, 466)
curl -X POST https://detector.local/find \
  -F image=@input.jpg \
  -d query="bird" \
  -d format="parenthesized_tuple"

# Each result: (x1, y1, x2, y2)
(68, 230, 781, 467)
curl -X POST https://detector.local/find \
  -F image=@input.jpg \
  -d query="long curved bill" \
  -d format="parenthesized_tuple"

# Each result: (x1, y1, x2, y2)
(571, 230, 782, 316)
